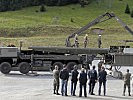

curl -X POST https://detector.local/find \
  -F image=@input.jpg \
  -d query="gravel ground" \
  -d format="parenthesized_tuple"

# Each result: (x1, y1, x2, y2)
(0, 71, 133, 100)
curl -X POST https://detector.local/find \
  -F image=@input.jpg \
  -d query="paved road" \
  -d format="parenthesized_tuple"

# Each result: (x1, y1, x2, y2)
(0, 71, 133, 100)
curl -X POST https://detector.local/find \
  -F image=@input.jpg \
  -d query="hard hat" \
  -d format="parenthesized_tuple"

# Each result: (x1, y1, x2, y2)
(99, 34, 101, 37)
(85, 34, 88, 36)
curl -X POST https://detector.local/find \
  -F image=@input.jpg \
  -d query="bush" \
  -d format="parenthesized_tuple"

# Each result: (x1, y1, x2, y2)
(125, 4, 130, 14)
(131, 9, 133, 18)
(79, 0, 85, 8)
(40, 5, 46, 12)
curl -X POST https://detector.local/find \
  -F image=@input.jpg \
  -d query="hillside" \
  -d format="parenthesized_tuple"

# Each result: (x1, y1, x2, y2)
(0, 0, 133, 48)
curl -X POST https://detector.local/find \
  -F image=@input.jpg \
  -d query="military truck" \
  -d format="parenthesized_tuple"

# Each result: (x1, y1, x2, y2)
(0, 46, 108, 74)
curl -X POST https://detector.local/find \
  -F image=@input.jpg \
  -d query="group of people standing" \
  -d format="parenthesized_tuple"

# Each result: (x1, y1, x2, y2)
(73, 34, 102, 48)
(53, 64, 107, 97)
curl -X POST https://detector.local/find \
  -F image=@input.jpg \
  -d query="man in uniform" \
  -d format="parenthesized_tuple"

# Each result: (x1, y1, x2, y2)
(83, 34, 88, 48)
(74, 34, 79, 48)
(53, 65, 60, 95)
(88, 66, 97, 95)
(79, 68, 87, 97)
(98, 61, 103, 72)
(60, 65, 69, 96)
(98, 35, 102, 48)
(98, 67, 107, 96)
(123, 69, 131, 96)
(71, 65, 79, 96)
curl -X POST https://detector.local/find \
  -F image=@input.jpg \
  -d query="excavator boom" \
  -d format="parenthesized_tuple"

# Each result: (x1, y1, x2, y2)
(65, 12, 133, 47)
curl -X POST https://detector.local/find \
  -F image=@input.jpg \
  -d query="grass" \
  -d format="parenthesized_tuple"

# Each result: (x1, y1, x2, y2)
(0, 0, 133, 48)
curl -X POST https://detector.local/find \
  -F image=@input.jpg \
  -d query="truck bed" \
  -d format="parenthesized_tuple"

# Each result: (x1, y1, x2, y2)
(29, 46, 109, 55)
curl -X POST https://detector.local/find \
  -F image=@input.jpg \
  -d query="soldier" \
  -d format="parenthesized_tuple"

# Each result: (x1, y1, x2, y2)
(79, 68, 87, 97)
(60, 65, 69, 96)
(98, 61, 103, 72)
(84, 34, 88, 48)
(123, 69, 131, 96)
(88, 66, 97, 95)
(98, 35, 102, 48)
(53, 65, 60, 95)
(74, 34, 79, 47)
(98, 67, 107, 96)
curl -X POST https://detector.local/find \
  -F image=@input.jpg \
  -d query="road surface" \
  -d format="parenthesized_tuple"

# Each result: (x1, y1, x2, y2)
(0, 71, 133, 100)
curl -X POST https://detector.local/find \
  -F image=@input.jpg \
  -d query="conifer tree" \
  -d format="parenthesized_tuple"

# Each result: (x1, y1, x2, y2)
(125, 4, 130, 14)
(40, 4, 46, 12)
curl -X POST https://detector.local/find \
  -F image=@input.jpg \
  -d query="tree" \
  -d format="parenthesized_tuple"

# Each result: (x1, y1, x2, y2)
(40, 4, 46, 12)
(131, 9, 133, 18)
(79, 0, 85, 8)
(125, 4, 130, 14)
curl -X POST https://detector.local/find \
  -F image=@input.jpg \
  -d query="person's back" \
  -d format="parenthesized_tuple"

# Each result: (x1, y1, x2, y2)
(60, 66, 69, 96)
(53, 65, 60, 95)
(79, 71, 87, 85)
(88, 66, 97, 95)
(60, 68, 69, 80)
(88, 69, 97, 80)
(79, 68, 87, 97)
(98, 67, 107, 96)
(53, 69, 59, 80)
(98, 70, 107, 82)
(124, 72, 131, 85)
(123, 69, 131, 96)
(71, 66, 79, 96)
(71, 69, 79, 82)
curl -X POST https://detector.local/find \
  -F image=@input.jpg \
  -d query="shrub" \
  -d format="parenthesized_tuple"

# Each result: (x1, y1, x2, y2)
(40, 4, 46, 12)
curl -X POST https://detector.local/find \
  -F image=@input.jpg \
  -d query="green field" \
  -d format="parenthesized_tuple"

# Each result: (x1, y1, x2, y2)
(0, 0, 133, 48)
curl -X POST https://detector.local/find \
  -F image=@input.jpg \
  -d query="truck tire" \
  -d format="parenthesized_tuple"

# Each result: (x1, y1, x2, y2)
(19, 62, 30, 74)
(52, 62, 63, 70)
(0, 62, 11, 74)
(67, 62, 77, 72)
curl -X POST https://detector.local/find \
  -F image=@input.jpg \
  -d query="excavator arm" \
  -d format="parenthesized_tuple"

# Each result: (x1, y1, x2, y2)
(65, 12, 133, 47)
(114, 16, 133, 35)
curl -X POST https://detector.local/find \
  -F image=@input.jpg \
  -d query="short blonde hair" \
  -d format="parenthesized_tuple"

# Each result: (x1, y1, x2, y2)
(55, 65, 58, 69)
(81, 68, 85, 72)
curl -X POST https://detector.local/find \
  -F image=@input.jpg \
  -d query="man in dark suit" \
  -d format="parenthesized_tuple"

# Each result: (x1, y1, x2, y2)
(71, 65, 79, 96)
(88, 66, 97, 95)
(98, 67, 107, 96)
(79, 68, 87, 97)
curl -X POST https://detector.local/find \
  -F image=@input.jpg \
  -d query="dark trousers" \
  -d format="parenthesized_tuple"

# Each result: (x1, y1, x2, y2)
(53, 79, 59, 94)
(79, 83, 87, 97)
(71, 81, 77, 95)
(61, 80, 68, 95)
(123, 83, 130, 95)
(89, 79, 96, 94)
(98, 81, 106, 95)
(54, 84, 59, 93)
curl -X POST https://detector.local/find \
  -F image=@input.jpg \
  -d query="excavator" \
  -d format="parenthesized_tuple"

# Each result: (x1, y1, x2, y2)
(65, 12, 133, 47)
(65, 12, 133, 79)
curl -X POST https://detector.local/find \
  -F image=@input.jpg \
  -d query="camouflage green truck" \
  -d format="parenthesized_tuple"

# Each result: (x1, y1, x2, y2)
(0, 46, 108, 74)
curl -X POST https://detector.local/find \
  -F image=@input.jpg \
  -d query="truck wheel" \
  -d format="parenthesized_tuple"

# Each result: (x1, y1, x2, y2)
(52, 62, 63, 70)
(19, 62, 30, 74)
(67, 62, 77, 72)
(0, 62, 11, 74)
